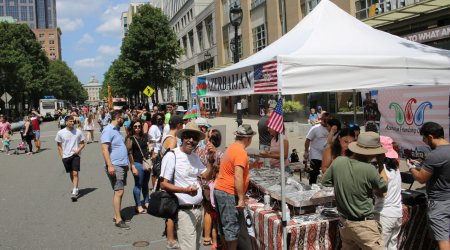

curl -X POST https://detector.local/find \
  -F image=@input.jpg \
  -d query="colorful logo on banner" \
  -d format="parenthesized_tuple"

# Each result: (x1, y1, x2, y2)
(389, 98, 432, 126)
(197, 77, 207, 96)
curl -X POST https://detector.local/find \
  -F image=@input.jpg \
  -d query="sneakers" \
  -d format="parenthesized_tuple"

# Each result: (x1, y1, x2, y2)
(115, 220, 130, 230)
(71, 189, 79, 202)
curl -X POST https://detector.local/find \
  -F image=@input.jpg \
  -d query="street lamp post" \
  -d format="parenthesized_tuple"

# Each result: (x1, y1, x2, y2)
(229, 2, 243, 127)
(0, 68, 7, 116)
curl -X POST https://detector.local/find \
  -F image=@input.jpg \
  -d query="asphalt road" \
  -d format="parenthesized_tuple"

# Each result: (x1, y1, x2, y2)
(0, 121, 197, 250)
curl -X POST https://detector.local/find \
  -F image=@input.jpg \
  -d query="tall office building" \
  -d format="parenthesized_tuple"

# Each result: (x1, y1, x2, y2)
(0, 0, 61, 60)
(0, 0, 57, 29)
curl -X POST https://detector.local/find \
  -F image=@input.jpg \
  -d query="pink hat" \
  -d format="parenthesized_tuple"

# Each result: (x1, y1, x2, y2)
(380, 136, 398, 159)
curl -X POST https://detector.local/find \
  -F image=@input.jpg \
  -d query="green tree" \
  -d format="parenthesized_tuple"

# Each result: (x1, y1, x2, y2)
(119, 4, 183, 100)
(44, 60, 87, 103)
(0, 22, 49, 111)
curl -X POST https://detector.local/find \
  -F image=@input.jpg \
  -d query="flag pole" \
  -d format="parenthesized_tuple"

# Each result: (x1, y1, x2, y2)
(278, 91, 288, 250)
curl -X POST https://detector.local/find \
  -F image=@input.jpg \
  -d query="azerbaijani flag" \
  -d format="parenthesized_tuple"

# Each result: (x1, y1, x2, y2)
(183, 105, 199, 119)
(197, 77, 207, 96)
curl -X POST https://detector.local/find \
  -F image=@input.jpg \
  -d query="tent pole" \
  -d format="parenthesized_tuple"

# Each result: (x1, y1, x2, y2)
(353, 89, 357, 124)
(278, 92, 288, 250)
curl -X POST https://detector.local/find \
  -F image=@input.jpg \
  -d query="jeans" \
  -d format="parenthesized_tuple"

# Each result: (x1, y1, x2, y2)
(375, 214, 402, 250)
(132, 162, 150, 207)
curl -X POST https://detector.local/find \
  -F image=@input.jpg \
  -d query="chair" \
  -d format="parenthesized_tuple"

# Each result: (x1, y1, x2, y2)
(400, 171, 415, 190)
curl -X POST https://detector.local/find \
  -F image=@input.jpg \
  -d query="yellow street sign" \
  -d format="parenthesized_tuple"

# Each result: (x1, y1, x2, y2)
(143, 86, 155, 96)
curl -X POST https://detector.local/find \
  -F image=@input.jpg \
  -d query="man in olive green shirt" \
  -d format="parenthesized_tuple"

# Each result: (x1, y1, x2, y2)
(322, 132, 388, 250)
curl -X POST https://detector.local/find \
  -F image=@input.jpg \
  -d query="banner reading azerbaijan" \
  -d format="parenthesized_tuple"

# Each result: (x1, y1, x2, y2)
(379, 86, 449, 159)
(197, 61, 279, 97)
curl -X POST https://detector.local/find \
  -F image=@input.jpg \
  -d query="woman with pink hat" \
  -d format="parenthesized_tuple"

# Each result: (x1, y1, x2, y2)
(374, 136, 402, 250)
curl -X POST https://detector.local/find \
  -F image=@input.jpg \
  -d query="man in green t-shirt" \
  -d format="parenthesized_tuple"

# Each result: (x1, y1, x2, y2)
(322, 132, 388, 250)
(164, 103, 174, 124)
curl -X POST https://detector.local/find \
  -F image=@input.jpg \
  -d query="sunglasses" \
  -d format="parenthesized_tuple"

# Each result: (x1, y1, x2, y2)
(182, 133, 200, 141)
(133, 125, 142, 128)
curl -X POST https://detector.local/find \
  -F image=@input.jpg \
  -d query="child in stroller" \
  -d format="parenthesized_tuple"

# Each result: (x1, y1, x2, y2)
(14, 130, 29, 155)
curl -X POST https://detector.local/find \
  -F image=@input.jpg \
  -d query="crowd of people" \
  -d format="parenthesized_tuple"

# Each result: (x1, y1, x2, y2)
(3, 99, 448, 250)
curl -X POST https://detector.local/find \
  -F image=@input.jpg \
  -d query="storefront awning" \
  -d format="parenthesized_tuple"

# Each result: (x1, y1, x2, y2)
(363, 0, 450, 28)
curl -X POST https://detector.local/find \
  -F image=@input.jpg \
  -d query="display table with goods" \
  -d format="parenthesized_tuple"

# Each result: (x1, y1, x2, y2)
(247, 167, 436, 250)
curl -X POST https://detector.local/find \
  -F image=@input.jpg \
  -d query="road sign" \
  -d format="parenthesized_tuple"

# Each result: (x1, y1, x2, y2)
(143, 86, 154, 97)
(1, 92, 12, 103)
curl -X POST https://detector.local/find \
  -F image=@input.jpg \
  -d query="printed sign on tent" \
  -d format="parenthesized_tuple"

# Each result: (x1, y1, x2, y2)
(379, 86, 449, 159)
(199, 61, 279, 97)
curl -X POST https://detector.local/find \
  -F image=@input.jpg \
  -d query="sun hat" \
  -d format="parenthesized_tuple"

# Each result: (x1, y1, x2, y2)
(234, 124, 257, 137)
(176, 122, 206, 141)
(348, 132, 387, 155)
(169, 115, 184, 126)
(195, 117, 211, 128)
(380, 135, 398, 159)
(176, 106, 186, 113)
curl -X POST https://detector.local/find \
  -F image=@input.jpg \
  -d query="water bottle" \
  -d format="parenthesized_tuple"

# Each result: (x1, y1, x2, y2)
(264, 193, 271, 210)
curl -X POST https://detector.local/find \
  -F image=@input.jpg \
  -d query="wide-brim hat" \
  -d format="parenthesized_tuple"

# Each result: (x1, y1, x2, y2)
(195, 117, 211, 128)
(176, 122, 206, 141)
(380, 135, 399, 159)
(234, 124, 257, 137)
(348, 132, 387, 155)
(176, 106, 186, 113)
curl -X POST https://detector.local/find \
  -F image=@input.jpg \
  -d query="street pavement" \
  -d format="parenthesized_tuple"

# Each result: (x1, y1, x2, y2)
(0, 115, 423, 249)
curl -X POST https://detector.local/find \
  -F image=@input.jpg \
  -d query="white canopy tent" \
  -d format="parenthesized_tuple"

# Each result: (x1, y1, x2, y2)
(198, 0, 450, 249)
(198, 0, 450, 97)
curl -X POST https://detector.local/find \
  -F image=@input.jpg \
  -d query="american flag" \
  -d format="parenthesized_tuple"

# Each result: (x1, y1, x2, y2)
(253, 61, 278, 93)
(267, 98, 284, 133)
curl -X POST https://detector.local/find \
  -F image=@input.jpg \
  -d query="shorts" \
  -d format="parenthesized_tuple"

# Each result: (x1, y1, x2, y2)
(106, 165, 127, 191)
(427, 199, 450, 241)
(33, 130, 40, 140)
(62, 155, 81, 173)
(214, 189, 247, 241)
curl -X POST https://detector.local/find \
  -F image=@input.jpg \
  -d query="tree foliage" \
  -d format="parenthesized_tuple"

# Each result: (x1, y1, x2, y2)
(106, 4, 183, 98)
(44, 60, 88, 103)
(0, 22, 87, 111)
(0, 22, 49, 107)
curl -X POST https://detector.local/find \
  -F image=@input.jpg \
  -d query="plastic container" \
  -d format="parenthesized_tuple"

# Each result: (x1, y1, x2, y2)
(264, 193, 271, 210)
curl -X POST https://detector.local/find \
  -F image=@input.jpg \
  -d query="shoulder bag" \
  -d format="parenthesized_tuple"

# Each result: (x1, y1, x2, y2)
(147, 150, 179, 219)
(132, 136, 152, 171)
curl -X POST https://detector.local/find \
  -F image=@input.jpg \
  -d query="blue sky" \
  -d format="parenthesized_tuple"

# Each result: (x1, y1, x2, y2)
(56, 0, 130, 85)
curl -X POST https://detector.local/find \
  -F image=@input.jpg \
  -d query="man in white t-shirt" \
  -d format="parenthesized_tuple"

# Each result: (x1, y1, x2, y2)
(304, 112, 329, 185)
(160, 122, 215, 250)
(55, 115, 85, 201)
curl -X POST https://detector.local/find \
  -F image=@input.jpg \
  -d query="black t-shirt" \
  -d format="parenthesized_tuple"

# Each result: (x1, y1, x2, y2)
(258, 116, 271, 146)
(130, 136, 148, 164)
(422, 144, 450, 200)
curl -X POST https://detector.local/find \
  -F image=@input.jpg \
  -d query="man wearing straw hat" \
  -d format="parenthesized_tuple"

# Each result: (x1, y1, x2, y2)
(322, 132, 388, 250)
(160, 122, 215, 250)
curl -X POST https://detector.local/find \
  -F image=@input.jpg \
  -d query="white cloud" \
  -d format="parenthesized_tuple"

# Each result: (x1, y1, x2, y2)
(58, 18, 84, 32)
(77, 33, 94, 45)
(96, 4, 129, 37)
(56, 0, 108, 19)
(74, 57, 104, 68)
(97, 45, 119, 56)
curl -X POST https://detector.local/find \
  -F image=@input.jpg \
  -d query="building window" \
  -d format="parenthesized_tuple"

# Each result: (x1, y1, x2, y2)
(205, 16, 214, 46)
(49, 33, 55, 39)
(196, 24, 203, 51)
(251, 0, 265, 9)
(49, 47, 55, 51)
(188, 31, 194, 56)
(49, 40, 55, 44)
(306, 0, 321, 13)
(252, 24, 266, 52)
(39, 33, 44, 38)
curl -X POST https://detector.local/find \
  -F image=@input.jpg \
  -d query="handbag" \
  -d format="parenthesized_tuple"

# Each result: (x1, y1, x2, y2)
(132, 136, 152, 171)
(147, 151, 179, 219)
